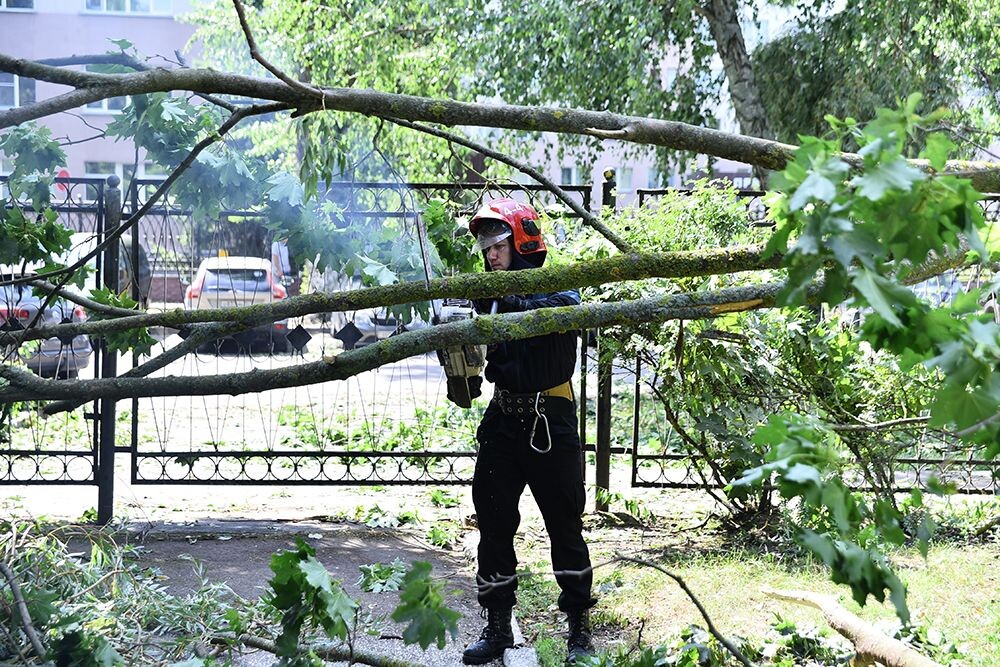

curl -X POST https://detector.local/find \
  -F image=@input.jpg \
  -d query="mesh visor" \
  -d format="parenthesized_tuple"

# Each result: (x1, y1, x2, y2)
(472, 220, 512, 252)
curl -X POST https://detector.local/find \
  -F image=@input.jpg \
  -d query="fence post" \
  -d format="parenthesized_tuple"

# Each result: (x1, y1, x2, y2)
(594, 169, 615, 511)
(97, 175, 121, 525)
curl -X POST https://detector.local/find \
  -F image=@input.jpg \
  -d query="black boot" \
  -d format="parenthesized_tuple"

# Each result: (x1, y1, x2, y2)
(566, 609, 594, 664)
(462, 607, 515, 665)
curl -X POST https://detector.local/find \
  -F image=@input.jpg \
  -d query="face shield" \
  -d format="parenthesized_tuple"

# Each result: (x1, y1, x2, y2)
(471, 219, 512, 252)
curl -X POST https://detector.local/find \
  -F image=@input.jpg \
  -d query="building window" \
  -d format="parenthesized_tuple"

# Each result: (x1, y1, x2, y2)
(0, 73, 36, 109)
(560, 166, 576, 185)
(85, 0, 172, 14)
(0, 0, 34, 9)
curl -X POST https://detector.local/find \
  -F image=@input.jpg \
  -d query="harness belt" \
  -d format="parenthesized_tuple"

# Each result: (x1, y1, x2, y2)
(492, 381, 574, 454)
(493, 381, 573, 415)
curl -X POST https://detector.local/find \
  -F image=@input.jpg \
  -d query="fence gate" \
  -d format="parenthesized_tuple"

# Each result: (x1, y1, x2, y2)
(1, 176, 118, 506)
(120, 180, 594, 504)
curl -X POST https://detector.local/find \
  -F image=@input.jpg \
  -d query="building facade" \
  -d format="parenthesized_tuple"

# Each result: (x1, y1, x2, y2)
(0, 0, 195, 189)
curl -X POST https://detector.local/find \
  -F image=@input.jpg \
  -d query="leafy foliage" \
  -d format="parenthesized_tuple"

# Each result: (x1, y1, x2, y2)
(731, 414, 917, 621)
(0, 124, 71, 264)
(729, 97, 999, 622)
(266, 538, 358, 663)
(766, 96, 1000, 450)
(426, 521, 461, 548)
(754, 0, 1000, 150)
(390, 561, 461, 650)
(87, 288, 155, 355)
(357, 558, 408, 593)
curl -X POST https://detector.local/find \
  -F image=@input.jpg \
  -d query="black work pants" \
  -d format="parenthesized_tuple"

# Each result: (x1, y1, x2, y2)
(472, 396, 594, 612)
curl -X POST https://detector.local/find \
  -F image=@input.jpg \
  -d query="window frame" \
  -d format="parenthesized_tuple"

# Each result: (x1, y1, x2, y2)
(0, 0, 35, 11)
(83, 0, 172, 16)
(0, 73, 35, 109)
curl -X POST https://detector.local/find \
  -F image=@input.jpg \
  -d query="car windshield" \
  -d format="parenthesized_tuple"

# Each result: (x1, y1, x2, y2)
(204, 268, 270, 292)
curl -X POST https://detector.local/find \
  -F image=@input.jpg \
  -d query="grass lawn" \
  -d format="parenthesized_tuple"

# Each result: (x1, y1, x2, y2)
(510, 489, 999, 666)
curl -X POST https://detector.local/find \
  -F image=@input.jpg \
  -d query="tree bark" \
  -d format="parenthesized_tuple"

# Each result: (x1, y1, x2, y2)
(1, 245, 783, 346)
(702, 0, 774, 142)
(0, 281, 789, 403)
(2, 55, 998, 192)
(763, 587, 943, 667)
(701, 0, 776, 185)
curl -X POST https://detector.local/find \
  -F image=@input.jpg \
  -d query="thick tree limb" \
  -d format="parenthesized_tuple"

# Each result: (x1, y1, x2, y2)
(3, 236, 972, 348)
(763, 587, 942, 667)
(2, 55, 999, 192)
(0, 561, 47, 661)
(0, 281, 789, 403)
(1, 245, 782, 345)
(383, 116, 634, 252)
(236, 633, 423, 667)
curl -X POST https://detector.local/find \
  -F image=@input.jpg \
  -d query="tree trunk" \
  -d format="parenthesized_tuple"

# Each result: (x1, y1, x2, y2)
(701, 0, 775, 185)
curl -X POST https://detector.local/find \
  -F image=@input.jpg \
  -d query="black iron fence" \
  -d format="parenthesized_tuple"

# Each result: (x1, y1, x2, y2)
(2, 173, 997, 524)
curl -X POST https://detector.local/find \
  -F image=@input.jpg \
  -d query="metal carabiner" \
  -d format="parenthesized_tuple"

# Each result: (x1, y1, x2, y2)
(528, 392, 552, 454)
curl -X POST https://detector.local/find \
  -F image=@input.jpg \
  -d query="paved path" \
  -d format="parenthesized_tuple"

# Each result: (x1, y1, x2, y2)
(109, 519, 538, 666)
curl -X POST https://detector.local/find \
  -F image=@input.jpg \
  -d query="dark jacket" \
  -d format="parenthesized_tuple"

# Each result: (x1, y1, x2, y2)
(476, 253, 580, 393)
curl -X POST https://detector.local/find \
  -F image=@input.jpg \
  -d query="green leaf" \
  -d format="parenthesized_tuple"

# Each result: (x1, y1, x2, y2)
(921, 133, 956, 171)
(109, 38, 134, 51)
(851, 156, 924, 200)
(267, 171, 305, 208)
(391, 561, 461, 650)
(852, 271, 907, 328)
(789, 172, 836, 211)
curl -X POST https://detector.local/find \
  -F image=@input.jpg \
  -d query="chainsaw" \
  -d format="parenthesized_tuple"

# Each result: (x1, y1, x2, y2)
(434, 298, 493, 408)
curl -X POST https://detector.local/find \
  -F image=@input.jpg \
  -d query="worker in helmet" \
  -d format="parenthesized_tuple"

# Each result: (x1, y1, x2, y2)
(462, 198, 595, 665)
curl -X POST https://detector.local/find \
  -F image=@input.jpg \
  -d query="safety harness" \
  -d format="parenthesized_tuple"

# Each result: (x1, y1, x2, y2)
(493, 381, 574, 454)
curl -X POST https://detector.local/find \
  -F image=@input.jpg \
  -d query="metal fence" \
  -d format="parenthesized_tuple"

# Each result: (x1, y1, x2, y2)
(120, 178, 593, 497)
(2, 173, 997, 524)
(619, 186, 1000, 494)
(0, 177, 108, 486)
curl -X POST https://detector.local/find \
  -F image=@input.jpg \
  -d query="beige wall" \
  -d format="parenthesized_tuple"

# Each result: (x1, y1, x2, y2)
(0, 0, 196, 181)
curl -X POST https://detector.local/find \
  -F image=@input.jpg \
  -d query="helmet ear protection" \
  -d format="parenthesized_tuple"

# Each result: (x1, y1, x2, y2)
(468, 198, 546, 262)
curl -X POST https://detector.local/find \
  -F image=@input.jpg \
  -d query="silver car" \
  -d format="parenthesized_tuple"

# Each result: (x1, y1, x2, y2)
(1, 232, 150, 378)
(1, 279, 92, 378)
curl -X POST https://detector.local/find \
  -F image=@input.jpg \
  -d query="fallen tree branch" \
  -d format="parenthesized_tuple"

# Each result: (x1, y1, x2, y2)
(974, 514, 1000, 538)
(2, 54, 999, 192)
(0, 280, 792, 403)
(617, 555, 756, 667)
(383, 116, 634, 252)
(236, 633, 424, 667)
(763, 587, 942, 667)
(0, 560, 48, 661)
(2, 244, 781, 345)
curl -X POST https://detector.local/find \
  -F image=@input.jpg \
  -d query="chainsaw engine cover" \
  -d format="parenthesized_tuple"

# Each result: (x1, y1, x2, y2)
(435, 300, 486, 407)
